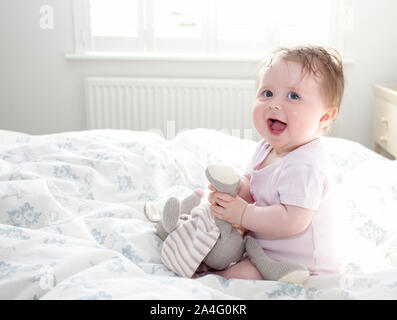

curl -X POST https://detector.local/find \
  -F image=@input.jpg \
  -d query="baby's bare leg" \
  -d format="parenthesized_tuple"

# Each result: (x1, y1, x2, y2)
(213, 257, 264, 280)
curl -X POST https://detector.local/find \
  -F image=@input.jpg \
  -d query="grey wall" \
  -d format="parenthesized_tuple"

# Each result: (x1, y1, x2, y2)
(1, 0, 397, 149)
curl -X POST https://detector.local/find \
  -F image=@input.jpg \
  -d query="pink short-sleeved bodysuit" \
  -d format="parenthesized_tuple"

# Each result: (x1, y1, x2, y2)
(248, 138, 340, 275)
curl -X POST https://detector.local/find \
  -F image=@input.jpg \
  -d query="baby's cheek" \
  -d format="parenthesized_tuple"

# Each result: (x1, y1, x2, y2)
(289, 110, 299, 119)
(289, 111, 315, 135)
(252, 105, 261, 119)
(252, 105, 264, 126)
(288, 111, 302, 128)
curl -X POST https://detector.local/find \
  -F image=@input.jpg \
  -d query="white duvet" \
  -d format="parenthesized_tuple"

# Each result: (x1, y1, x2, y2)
(1, 128, 397, 300)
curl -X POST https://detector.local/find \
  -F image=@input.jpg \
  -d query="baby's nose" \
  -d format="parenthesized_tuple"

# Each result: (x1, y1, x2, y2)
(267, 105, 281, 110)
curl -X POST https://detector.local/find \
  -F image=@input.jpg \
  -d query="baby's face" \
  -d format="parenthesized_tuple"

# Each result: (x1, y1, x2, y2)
(253, 57, 328, 155)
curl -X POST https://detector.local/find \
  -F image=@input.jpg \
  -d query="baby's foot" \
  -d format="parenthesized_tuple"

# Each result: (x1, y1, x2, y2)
(245, 236, 310, 284)
(162, 197, 181, 233)
(205, 163, 240, 196)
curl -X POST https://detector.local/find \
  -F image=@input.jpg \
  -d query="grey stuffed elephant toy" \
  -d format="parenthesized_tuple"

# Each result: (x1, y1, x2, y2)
(155, 163, 245, 271)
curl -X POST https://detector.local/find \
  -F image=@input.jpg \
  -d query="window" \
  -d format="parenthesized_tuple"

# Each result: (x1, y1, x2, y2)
(72, 0, 351, 59)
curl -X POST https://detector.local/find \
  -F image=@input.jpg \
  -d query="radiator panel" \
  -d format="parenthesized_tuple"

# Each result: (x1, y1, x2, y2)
(85, 77, 256, 137)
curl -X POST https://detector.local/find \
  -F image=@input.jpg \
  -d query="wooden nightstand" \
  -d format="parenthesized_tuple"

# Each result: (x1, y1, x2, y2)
(373, 84, 397, 160)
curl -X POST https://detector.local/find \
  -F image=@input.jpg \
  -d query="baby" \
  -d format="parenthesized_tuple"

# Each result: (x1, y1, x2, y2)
(209, 45, 345, 279)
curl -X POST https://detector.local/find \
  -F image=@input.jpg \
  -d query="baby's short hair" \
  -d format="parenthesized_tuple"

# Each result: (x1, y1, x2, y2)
(257, 45, 345, 112)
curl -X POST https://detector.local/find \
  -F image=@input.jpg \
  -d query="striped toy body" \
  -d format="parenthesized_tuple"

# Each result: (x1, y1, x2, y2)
(161, 204, 219, 278)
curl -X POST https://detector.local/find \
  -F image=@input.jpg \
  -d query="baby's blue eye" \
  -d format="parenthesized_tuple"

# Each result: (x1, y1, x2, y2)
(263, 90, 273, 98)
(288, 92, 300, 100)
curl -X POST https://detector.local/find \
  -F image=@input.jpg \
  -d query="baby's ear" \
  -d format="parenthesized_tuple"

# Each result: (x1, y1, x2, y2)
(319, 106, 338, 129)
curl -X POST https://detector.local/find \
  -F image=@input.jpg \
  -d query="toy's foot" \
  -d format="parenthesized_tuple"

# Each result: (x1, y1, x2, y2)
(162, 197, 181, 233)
(205, 163, 240, 196)
(245, 236, 309, 284)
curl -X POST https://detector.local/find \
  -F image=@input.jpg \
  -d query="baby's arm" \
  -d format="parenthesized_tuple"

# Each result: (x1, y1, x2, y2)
(242, 204, 315, 238)
(237, 173, 254, 204)
(211, 192, 315, 238)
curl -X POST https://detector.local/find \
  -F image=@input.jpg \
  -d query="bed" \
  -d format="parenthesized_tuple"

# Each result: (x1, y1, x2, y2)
(1, 128, 397, 300)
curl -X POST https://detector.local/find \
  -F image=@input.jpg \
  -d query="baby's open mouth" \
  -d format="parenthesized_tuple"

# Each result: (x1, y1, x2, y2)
(267, 118, 287, 135)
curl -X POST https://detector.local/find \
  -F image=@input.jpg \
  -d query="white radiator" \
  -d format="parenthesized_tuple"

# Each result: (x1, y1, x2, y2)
(85, 77, 256, 139)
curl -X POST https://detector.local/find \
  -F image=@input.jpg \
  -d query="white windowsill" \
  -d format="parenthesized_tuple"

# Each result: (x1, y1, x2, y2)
(65, 52, 262, 63)
(65, 52, 355, 64)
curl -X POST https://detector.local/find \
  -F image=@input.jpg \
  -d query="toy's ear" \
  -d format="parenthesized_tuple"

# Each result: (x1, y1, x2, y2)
(144, 201, 161, 222)
(318, 106, 338, 129)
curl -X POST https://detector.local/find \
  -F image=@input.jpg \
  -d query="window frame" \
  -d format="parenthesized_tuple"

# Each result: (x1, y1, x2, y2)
(71, 0, 350, 60)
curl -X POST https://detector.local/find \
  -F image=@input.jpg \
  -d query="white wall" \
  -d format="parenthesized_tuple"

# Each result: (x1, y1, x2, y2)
(1, 0, 397, 148)
(332, 0, 397, 148)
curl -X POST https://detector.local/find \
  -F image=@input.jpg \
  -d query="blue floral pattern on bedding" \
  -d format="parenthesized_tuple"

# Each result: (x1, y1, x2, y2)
(7, 202, 42, 227)
(1, 129, 397, 299)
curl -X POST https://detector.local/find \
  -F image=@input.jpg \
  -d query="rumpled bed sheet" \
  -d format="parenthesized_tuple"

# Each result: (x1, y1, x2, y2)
(1, 128, 397, 299)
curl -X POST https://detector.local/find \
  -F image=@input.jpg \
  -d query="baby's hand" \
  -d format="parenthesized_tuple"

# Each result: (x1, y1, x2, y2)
(208, 184, 217, 205)
(210, 192, 248, 226)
